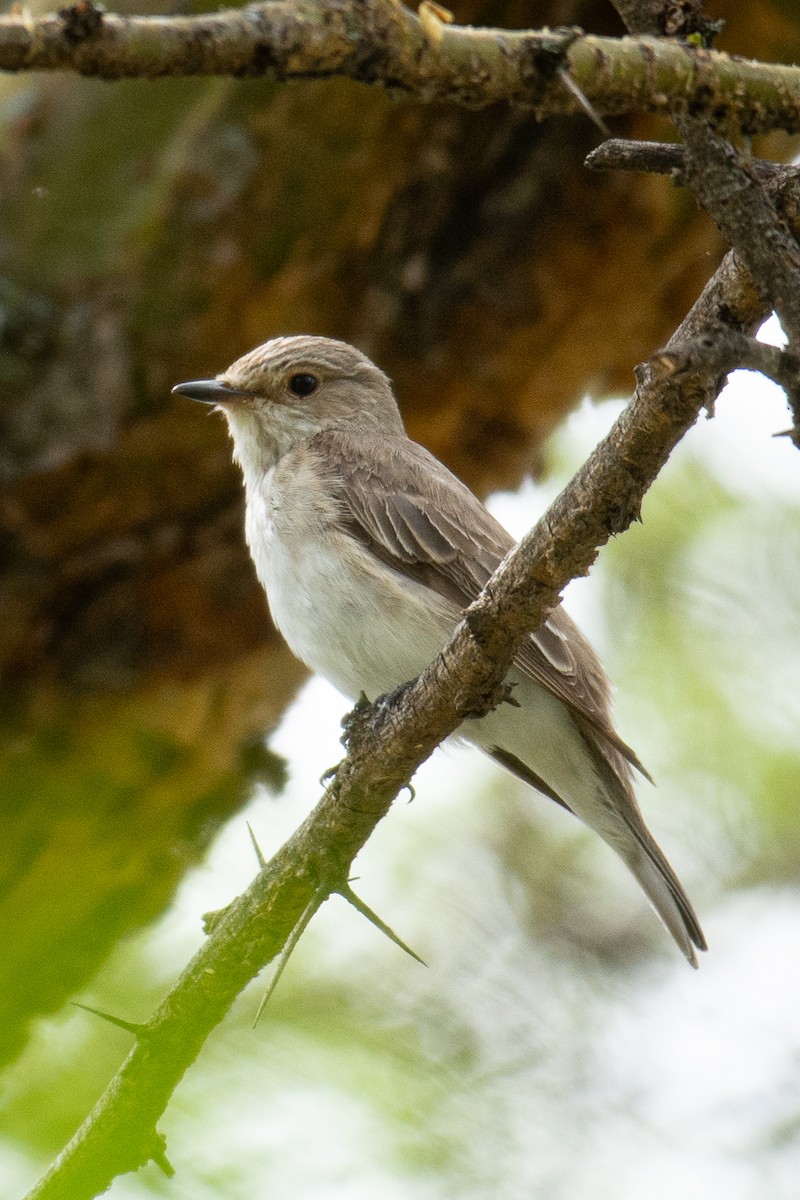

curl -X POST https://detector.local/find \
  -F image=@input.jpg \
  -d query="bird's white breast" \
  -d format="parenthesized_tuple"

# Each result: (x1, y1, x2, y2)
(244, 453, 453, 701)
(243, 445, 611, 843)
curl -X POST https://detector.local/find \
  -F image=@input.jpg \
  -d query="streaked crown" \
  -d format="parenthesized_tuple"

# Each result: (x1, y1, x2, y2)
(224, 335, 392, 398)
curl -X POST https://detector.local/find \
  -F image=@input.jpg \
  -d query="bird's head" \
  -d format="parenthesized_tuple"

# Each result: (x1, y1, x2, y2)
(173, 335, 405, 472)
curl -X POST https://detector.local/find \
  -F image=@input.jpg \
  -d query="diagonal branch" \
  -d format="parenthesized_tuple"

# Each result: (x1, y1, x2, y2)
(24, 235, 770, 1200)
(1, 0, 800, 132)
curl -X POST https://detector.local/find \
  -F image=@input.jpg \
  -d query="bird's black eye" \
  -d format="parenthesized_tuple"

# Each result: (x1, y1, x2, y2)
(288, 373, 319, 397)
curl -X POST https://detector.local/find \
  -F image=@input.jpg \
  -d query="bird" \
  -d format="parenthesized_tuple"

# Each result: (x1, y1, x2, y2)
(173, 335, 706, 966)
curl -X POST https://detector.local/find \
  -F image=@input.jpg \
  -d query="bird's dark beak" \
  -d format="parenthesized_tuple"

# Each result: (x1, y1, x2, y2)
(171, 379, 253, 405)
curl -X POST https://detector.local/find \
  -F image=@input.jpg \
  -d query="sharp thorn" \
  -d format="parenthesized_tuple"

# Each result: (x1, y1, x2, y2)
(339, 885, 427, 966)
(246, 821, 267, 870)
(253, 887, 327, 1029)
(558, 66, 611, 138)
(251, 964, 285, 1027)
(71, 1002, 144, 1036)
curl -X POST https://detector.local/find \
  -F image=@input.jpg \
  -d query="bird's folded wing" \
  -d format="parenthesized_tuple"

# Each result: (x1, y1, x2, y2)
(312, 429, 649, 780)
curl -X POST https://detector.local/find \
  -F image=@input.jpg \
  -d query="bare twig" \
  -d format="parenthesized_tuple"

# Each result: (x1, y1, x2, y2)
(0, 1, 799, 132)
(649, 330, 800, 441)
(585, 138, 796, 185)
(650, 329, 798, 393)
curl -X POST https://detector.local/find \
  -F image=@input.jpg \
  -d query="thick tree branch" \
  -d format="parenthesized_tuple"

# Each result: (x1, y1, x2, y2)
(611, 0, 800, 332)
(24, 231, 769, 1199)
(1, 0, 800, 132)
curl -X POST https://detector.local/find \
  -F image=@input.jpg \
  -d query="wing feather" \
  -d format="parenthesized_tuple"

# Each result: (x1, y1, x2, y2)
(313, 429, 648, 779)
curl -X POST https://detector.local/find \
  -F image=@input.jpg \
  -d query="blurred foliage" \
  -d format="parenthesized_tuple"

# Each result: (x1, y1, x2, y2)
(602, 444, 800, 883)
(0, 661, 292, 1065)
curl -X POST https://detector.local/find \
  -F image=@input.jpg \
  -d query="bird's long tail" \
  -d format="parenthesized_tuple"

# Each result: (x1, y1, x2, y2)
(487, 736, 707, 964)
(622, 825, 707, 967)
(570, 719, 707, 966)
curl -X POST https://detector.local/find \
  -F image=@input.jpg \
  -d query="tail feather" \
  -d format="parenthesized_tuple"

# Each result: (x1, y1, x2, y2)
(624, 831, 707, 967)
(476, 701, 707, 965)
(571, 717, 706, 965)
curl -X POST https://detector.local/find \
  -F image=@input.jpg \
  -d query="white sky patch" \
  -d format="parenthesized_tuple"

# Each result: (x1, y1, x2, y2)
(685, 314, 799, 501)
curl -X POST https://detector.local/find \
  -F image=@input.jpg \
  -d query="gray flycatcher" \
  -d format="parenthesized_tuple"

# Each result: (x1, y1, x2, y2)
(174, 335, 706, 966)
